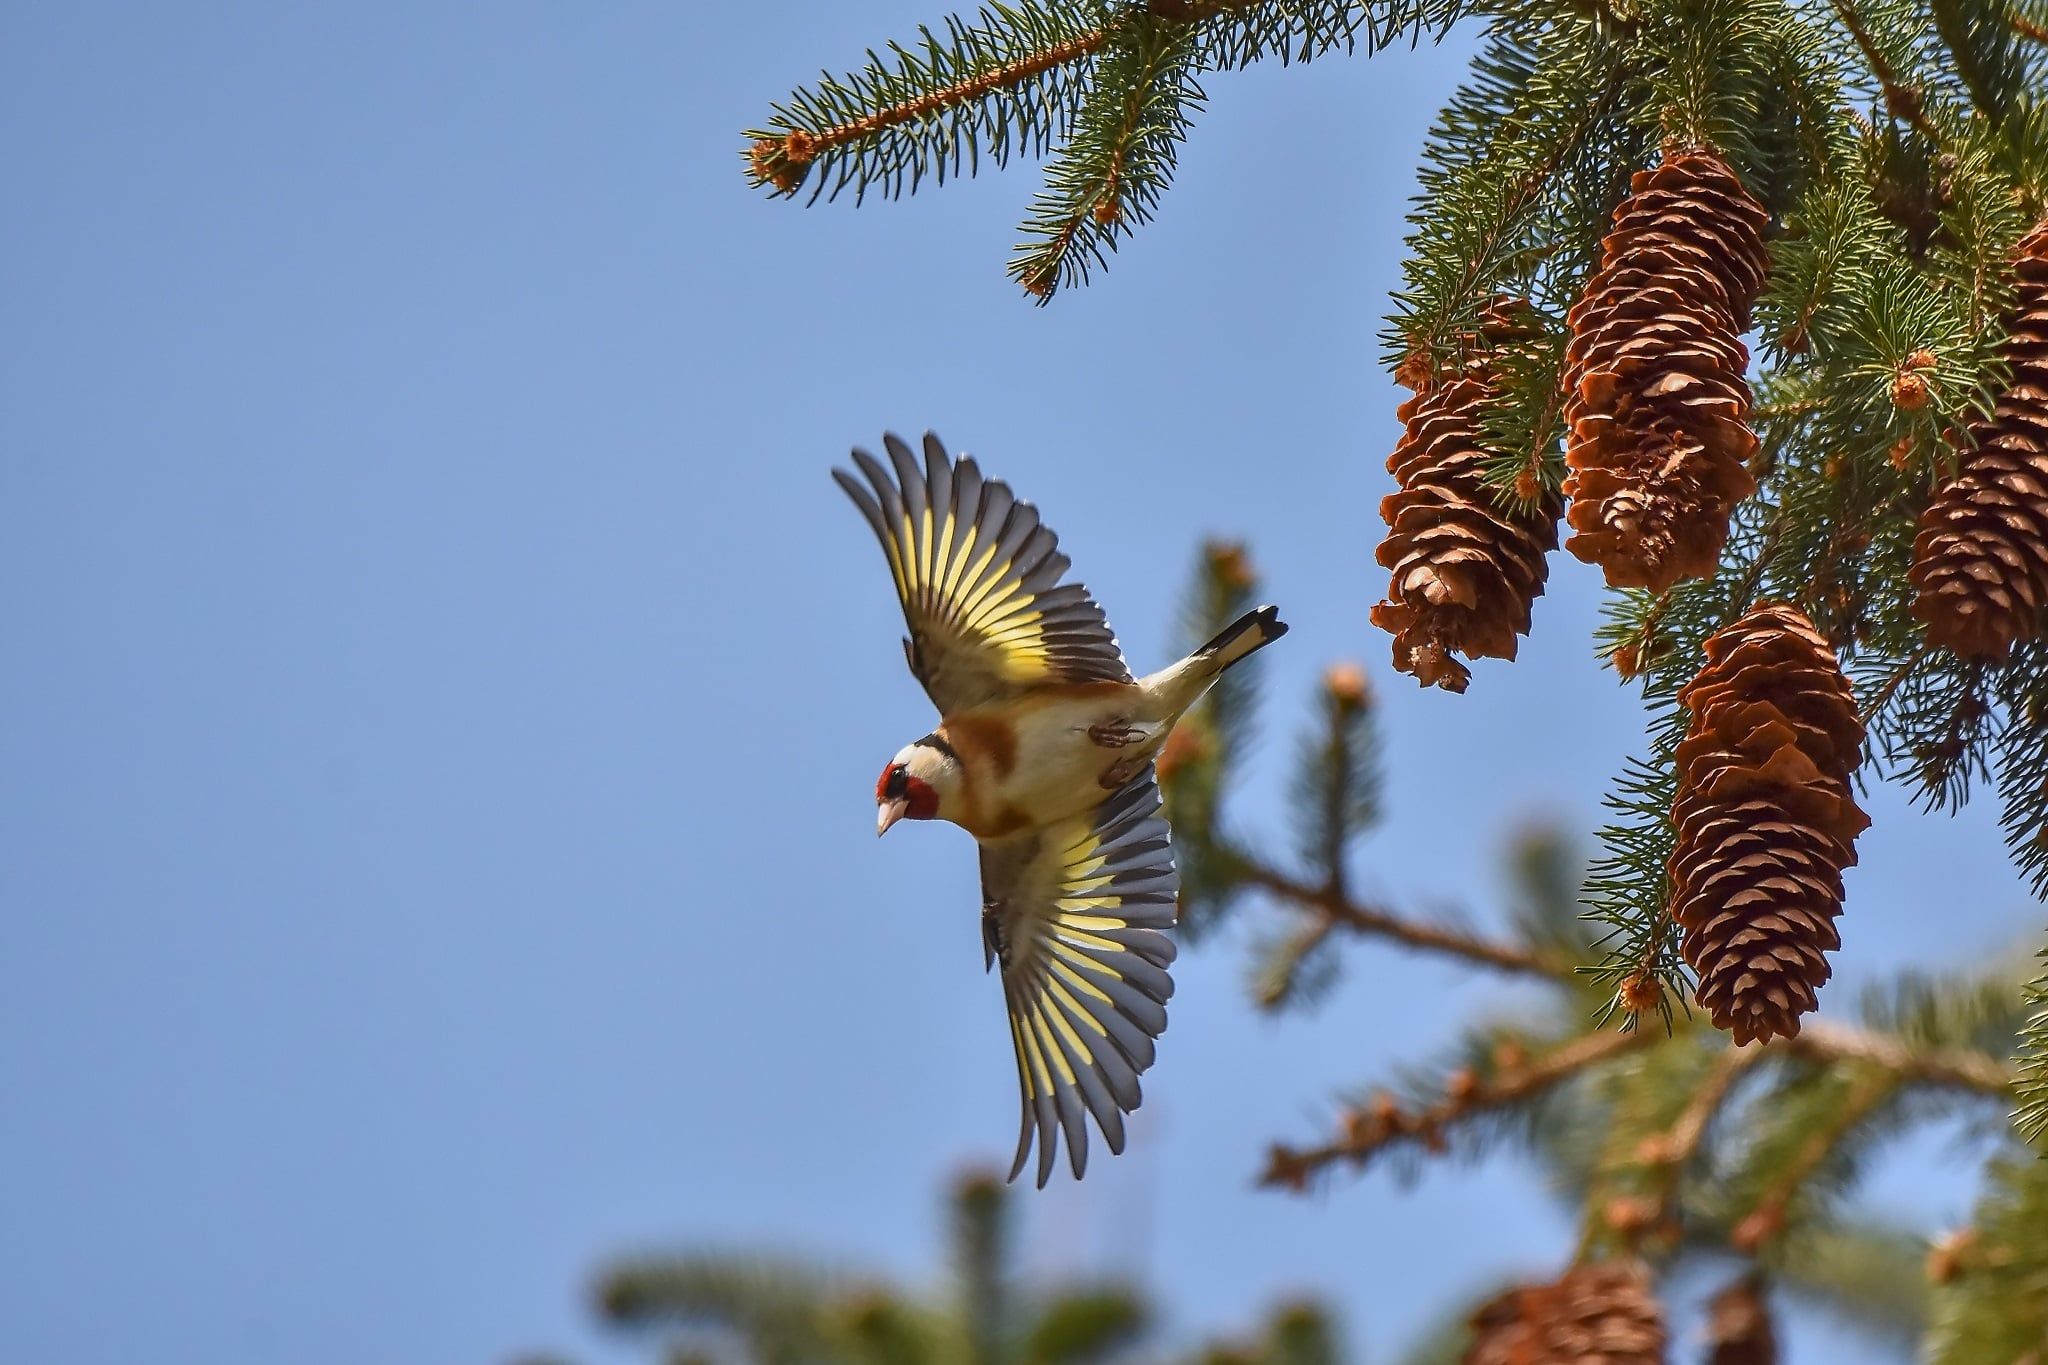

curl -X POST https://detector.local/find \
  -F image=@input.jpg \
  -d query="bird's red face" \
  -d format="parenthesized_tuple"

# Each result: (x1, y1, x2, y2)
(875, 760, 940, 836)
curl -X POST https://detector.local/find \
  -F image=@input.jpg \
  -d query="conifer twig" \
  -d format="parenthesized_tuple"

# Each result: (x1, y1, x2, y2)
(1824, 0, 1940, 141)
(1658, 1044, 1759, 1165)
(1786, 1019, 2015, 1096)
(1622, 1044, 1765, 1242)
(748, 27, 1116, 193)
(1261, 1028, 1655, 1188)
(746, 0, 1274, 199)
(1231, 856, 1571, 980)
(1730, 1069, 1899, 1250)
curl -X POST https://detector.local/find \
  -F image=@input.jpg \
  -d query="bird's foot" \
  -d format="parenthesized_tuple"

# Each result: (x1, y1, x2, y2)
(1099, 756, 1149, 790)
(1088, 718, 1146, 748)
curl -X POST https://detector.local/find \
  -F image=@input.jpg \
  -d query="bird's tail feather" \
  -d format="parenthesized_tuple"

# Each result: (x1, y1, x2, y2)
(1194, 604, 1288, 672)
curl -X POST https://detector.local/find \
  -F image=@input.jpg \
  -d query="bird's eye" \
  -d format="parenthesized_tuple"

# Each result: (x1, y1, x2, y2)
(878, 765, 910, 801)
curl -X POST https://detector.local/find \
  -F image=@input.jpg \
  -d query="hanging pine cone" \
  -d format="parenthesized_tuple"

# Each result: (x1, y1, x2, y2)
(1909, 220, 2048, 660)
(1669, 604, 1868, 1044)
(1561, 145, 1770, 593)
(1704, 1275, 1777, 1365)
(1464, 1260, 1666, 1365)
(1373, 302, 1563, 692)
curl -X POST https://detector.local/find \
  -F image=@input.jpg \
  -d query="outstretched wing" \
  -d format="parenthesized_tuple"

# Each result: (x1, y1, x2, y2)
(978, 772, 1177, 1187)
(834, 431, 1131, 716)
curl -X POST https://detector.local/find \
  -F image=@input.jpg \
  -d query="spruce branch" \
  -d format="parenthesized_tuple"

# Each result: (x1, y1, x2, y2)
(1783, 1019, 2015, 1095)
(746, 3, 1118, 201)
(1289, 663, 1381, 895)
(1634, 0, 1813, 162)
(1015, 1290, 1149, 1362)
(1232, 856, 1574, 979)
(1991, 646, 2048, 897)
(1923, 0, 2033, 126)
(1724, 1066, 1901, 1252)
(1630, 1042, 1764, 1232)
(1010, 14, 1205, 297)
(1386, 24, 1639, 372)
(1769, 1218, 1931, 1345)
(596, 1255, 850, 1363)
(1570, 1028, 1730, 1257)
(746, 0, 1470, 291)
(1824, 0, 1941, 139)
(1260, 1027, 1655, 1189)
(949, 1171, 1007, 1365)
(1924, 1153, 2048, 1362)
(2013, 941, 2048, 1144)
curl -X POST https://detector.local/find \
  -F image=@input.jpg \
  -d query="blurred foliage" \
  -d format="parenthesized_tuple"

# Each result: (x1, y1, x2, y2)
(588, 1167, 1340, 1364)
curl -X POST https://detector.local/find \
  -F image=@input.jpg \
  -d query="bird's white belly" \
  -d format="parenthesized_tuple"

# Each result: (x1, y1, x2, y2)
(996, 694, 1161, 825)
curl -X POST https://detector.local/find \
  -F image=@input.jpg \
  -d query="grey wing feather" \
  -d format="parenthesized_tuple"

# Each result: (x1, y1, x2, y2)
(833, 431, 1130, 714)
(980, 769, 1178, 1186)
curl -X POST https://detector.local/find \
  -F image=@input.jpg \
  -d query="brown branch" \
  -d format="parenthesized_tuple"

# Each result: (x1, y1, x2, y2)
(1224, 845, 2014, 1101)
(748, 0, 1257, 196)
(1730, 1068, 1899, 1251)
(1825, 0, 1940, 142)
(1251, 916, 1338, 1010)
(748, 28, 1115, 192)
(1612, 1044, 1766, 1247)
(1262, 1028, 1656, 1189)
(1232, 857, 1570, 981)
(1144, 0, 1262, 18)
(2014, 9, 2048, 45)
(1859, 643, 1934, 729)
(1016, 18, 1194, 296)
(1258, 1018, 2013, 1195)
(1753, 395, 1830, 421)
(1787, 1017, 2015, 1097)
(1408, 67, 1629, 364)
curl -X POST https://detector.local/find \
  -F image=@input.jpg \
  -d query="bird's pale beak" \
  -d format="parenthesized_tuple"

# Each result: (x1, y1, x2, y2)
(877, 797, 909, 837)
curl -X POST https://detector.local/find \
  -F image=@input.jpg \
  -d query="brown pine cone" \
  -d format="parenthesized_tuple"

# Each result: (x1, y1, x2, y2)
(1373, 305, 1563, 693)
(1465, 1260, 1666, 1365)
(1562, 146, 1770, 593)
(1910, 220, 2048, 659)
(1669, 604, 1869, 1044)
(1705, 1275, 1777, 1365)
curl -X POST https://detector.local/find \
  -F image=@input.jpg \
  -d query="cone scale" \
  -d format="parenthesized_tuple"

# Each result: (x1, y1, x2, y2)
(1668, 604, 1868, 1044)
(1463, 1260, 1665, 1365)
(1561, 146, 1770, 593)
(1373, 304, 1563, 692)
(1910, 220, 2048, 659)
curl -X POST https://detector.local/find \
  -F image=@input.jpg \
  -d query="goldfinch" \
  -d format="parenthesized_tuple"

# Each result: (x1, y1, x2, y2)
(835, 432, 1287, 1185)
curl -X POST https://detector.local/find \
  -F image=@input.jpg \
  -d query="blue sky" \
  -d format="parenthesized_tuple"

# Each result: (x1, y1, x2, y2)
(0, 4, 2031, 1363)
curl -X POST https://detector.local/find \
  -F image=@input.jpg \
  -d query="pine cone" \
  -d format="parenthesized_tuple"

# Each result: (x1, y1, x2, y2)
(1669, 604, 1869, 1044)
(1909, 220, 2048, 659)
(1705, 1276, 1777, 1365)
(1562, 146, 1769, 593)
(1464, 1260, 1665, 1365)
(1373, 304, 1563, 692)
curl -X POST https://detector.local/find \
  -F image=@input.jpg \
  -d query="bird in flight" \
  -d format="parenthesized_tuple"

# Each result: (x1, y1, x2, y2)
(836, 432, 1287, 1185)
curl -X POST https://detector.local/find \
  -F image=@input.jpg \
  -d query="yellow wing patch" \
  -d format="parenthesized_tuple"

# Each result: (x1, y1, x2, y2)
(981, 771, 1178, 1187)
(836, 433, 1130, 715)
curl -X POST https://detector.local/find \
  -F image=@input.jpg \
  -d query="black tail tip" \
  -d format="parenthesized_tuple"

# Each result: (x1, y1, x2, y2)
(1198, 603, 1288, 663)
(1234, 603, 1288, 643)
